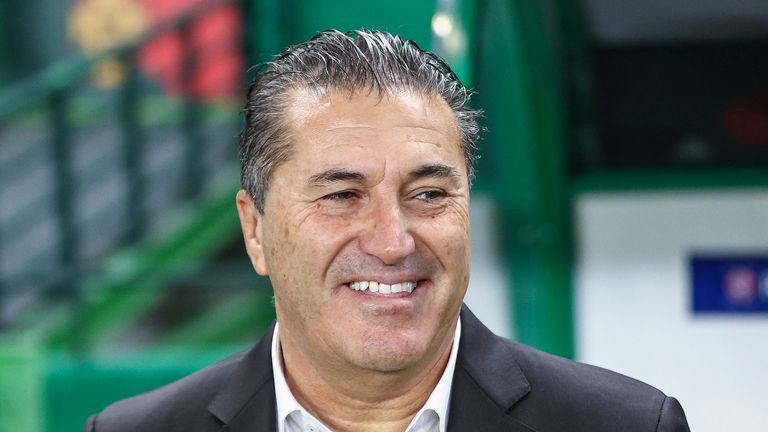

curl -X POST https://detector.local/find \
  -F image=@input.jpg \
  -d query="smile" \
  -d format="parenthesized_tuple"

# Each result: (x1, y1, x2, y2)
(348, 280, 418, 294)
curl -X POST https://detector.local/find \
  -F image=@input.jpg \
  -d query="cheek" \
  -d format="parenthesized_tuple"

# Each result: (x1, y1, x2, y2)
(263, 211, 356, 285)
(264, 221, 295, 270)
(451, 206, 472, 257)
(436, 212, 472, 296)
(434, 206, 471, 258)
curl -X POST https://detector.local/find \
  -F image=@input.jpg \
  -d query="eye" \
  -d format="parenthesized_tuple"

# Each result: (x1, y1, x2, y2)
(414, 189, 446, 202)
(322, 190, 359, 201)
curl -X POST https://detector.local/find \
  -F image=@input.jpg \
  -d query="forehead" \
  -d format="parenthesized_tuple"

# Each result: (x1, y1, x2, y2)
(282, 88, 461, 161)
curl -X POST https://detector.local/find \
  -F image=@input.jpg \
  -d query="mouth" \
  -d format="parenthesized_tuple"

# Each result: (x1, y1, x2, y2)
(346, 280, 421, 297)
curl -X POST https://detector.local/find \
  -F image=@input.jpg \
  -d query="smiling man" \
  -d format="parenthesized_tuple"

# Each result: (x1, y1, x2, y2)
(84, 30, 690, 432)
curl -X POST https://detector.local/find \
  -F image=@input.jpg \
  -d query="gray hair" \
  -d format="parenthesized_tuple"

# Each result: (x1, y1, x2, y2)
(240, 29, 482, 213)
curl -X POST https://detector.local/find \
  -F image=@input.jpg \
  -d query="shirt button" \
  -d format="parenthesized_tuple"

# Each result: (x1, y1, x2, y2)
(306, 425, 318, 432)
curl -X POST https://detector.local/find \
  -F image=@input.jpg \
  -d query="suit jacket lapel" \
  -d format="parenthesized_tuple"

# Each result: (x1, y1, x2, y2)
(448, 306, 537, 432)
(209, 323, 277, 432)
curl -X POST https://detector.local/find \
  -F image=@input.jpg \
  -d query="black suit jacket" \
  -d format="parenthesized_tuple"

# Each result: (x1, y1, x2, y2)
(84, 306, 690, 431)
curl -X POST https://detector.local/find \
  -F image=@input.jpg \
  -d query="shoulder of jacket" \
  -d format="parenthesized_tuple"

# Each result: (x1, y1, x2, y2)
(501, 338, 669, 430)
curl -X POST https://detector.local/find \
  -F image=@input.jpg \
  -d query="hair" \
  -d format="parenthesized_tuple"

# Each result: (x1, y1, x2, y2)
(240, 29, 482, 213)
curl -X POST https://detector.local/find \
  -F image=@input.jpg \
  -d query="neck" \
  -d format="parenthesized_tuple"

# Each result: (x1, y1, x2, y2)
(278, 323, 456, 432)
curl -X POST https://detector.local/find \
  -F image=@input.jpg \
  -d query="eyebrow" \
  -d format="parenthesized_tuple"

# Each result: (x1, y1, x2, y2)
(306, 163, 461, 187)
(408, 163, 462, 181)
(308, 168, 365, 186)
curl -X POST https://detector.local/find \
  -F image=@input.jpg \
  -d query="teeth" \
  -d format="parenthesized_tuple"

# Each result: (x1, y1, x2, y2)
(348, 280, 418, 294)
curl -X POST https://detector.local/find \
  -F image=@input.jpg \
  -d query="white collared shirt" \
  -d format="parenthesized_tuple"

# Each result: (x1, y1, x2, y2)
(271, 318, 462, 432)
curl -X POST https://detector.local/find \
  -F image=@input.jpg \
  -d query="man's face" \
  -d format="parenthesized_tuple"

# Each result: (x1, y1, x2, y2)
(238, 89, 470, 374)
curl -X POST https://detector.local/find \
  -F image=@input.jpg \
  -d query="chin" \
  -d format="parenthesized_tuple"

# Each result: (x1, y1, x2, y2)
(351, 333, 428, 373)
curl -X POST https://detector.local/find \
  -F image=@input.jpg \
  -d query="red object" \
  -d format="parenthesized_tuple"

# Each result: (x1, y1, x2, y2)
(721, 91, 768, 147)
(137, 0, 243, 100)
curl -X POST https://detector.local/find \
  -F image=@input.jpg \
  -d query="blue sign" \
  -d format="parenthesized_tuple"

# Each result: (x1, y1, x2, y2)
(691, 255, 768, 313)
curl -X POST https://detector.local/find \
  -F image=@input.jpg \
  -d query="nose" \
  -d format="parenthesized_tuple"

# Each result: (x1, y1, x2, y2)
(358, 198, 416, 265)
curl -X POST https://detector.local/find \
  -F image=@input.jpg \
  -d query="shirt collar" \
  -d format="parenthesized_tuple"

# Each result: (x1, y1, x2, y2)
(271, 322, 311, 432)
(271, 317, 462, 432)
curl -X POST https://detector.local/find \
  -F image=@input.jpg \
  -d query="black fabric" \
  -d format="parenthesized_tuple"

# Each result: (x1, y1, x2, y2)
(84, 305, 690, 432)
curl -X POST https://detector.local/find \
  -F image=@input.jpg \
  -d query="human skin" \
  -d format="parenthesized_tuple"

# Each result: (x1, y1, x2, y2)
(236, 89, 471, 430)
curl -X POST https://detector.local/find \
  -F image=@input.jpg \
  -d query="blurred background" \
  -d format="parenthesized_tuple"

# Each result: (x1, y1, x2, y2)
(1, 0, 767, 430)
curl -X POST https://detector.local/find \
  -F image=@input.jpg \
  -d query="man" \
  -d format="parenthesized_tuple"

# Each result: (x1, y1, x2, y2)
(85, 29, 690, 431)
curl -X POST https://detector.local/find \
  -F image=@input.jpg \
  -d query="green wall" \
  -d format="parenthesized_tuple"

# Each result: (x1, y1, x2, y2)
(245, 0, 437, 70)
(472, 0, 574, 357)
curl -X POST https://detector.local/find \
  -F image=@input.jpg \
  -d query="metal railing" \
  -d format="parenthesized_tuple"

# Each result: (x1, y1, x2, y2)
(0, 0, 242, 328)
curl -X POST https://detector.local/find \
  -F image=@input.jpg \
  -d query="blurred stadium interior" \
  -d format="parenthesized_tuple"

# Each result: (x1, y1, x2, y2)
(1, 0, 767, 430)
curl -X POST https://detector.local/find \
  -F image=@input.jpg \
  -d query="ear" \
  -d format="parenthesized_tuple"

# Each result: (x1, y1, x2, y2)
(236, 189, 269, 275)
